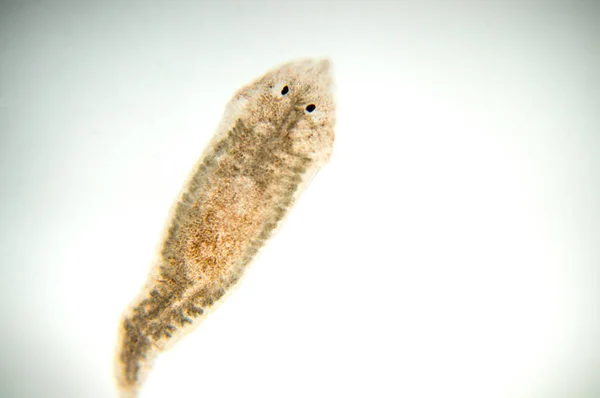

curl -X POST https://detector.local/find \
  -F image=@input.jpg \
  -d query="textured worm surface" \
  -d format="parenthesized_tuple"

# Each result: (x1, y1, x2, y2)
(115, 59, 335, 397)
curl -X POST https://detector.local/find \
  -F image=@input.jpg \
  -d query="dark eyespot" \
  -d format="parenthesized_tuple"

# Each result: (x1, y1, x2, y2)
(281, 86, 289, 95)
(305, 104, 316, 113)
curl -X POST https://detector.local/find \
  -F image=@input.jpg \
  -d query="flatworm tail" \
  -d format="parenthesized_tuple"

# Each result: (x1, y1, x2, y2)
(115, 281, 216, 397)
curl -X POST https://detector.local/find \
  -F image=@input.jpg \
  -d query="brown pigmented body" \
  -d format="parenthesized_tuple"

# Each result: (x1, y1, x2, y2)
(115, 59, 335, 397)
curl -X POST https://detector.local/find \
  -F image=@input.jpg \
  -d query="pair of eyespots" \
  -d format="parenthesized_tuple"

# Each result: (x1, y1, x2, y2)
(281, 85, 316, 113)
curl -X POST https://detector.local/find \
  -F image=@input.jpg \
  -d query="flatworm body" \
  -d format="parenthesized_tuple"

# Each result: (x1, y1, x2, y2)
(115, 59, 335, 397)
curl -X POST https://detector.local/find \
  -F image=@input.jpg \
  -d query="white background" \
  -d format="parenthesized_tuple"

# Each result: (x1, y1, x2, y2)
(1, 1, 599, 397)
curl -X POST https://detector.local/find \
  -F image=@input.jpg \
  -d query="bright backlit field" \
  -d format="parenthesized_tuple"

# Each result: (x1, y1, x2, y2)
(1, 1, 598, 397)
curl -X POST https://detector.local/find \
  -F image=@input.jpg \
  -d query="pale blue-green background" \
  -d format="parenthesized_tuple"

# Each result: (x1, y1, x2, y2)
(1, 1, 598, 397)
